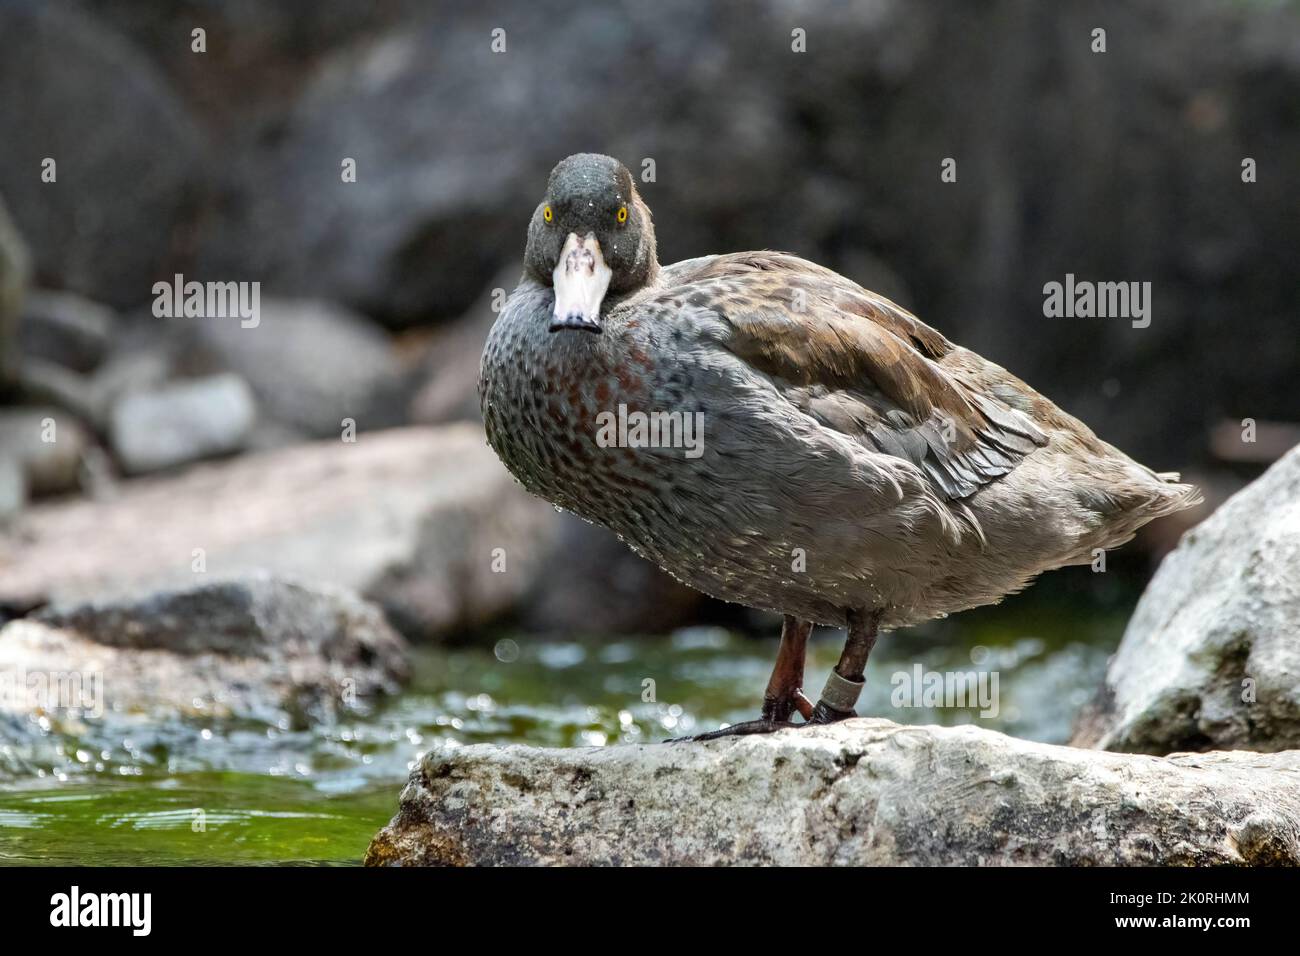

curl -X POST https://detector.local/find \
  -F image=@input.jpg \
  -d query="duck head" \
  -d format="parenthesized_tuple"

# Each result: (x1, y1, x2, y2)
(524, 153, 658, 333)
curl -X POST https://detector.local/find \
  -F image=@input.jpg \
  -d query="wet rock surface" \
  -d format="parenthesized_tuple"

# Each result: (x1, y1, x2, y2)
(366, 719, 1300, 866)
(1072, 444, 1300, 755)
(0, 573, 414, 788)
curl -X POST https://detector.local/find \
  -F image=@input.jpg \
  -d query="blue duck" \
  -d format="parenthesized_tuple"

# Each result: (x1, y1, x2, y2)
(479, 153, 1201, 738)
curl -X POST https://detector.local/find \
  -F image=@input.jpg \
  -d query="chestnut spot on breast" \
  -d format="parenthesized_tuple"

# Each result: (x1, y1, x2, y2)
(616, 366, 642, 394)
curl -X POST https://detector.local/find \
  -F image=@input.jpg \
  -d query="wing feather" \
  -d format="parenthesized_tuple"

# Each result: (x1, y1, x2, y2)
(658, 252, 1047, 500)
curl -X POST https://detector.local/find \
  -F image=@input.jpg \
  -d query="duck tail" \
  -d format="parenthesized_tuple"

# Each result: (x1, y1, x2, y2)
(1142, 471, 1204, 518)
(1072, 469, 1202, 561)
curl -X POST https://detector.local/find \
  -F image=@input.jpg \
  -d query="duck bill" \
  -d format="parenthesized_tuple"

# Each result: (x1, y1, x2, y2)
(550, 232, 611, 333)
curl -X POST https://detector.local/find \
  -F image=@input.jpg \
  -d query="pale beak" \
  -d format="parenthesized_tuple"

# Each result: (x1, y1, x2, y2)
(550, 232, 611, 333)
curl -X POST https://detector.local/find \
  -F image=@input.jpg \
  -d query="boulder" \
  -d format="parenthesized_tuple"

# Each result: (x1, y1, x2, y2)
(190, 298, 406, 438)
(517, 517, 707, 636)
(0, 193, 31, 384)
(193, 1, 793, 326)
(63, 317, 180, 430)
(13, 0, 1295, 465)
(0, 425, 563, 640)
(0, 457, 23, 519)
(108, 373, 257, 474)
(1072, 444, 1300, 754)
(408, 269, 512, 426)
(11, 307, 177, 432)
(0, 573, 408, 723)
(0, 406, 91, 498)
(165, 0, 1300, 471)
(0, 0, 208, 307)
(82, 0, 423, 129)
(365, 719, 1300, 866)
(17, 289, 115, 374)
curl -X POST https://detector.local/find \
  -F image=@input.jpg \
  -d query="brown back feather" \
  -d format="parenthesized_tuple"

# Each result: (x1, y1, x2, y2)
(657, 252, 1047, 500)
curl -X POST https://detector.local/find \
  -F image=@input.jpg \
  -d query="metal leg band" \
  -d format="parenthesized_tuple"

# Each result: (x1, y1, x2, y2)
(819, 669, 865, 713)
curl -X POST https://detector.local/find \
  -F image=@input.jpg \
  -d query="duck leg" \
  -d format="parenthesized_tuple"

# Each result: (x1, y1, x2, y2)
(807, 608, 882, 725)
(676, 615, 814, 741)
(760, 615, 815, 722)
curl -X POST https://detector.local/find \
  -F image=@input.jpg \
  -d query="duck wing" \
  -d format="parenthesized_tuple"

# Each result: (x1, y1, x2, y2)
(660, 251, 1047, 501)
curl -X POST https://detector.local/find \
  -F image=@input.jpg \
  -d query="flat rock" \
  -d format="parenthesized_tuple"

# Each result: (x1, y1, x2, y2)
(0, 424, 562, 639)
(365, 719, 1300, 866)
(1072, 444, 1300, 754)
(0, 573, 409, 722)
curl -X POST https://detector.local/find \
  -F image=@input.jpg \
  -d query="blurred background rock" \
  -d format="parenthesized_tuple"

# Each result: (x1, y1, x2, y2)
(1, 0, 1297, 640)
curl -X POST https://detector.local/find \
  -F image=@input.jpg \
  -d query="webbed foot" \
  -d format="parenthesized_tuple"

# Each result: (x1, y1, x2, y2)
(667, 718, 800, 743)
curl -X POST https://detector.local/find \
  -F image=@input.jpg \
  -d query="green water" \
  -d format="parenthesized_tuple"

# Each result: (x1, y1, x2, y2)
(0, 577, 1129, 865)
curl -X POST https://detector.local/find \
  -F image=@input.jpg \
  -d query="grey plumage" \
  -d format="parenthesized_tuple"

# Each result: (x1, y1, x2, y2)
(480, 155, 1201, 630)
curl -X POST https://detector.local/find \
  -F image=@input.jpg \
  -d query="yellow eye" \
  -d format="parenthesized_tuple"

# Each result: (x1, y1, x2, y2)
(543, 205, 553, 223)
(616, 205, 628, 224)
